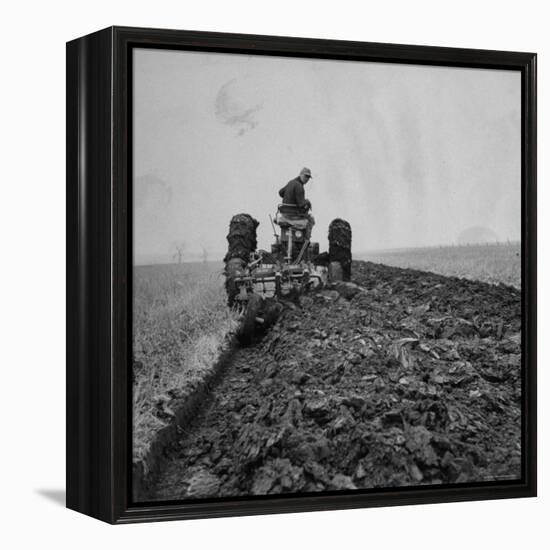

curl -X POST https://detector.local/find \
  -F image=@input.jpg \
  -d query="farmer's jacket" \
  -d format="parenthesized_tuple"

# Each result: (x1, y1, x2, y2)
(278, 177, 307, 209)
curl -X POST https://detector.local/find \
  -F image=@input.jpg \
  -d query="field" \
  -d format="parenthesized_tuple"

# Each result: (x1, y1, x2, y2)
(358, 243, 520, 289)
(133, 262, 238, 465)
(150, 261, 521, 500)
(133, 244, 521, 471)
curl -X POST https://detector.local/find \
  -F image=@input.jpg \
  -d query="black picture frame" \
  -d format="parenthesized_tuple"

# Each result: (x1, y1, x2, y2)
(66, 26, 537, 524)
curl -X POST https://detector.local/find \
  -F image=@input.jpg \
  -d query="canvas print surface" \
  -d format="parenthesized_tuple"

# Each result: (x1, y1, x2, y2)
(131, 48, 522, 502)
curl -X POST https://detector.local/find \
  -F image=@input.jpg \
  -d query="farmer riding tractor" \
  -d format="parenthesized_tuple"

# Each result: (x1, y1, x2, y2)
(224, 203, 352, 344)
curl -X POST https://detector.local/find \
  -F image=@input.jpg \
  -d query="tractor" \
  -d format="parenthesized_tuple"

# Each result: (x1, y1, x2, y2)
(224, 204, 351, 344)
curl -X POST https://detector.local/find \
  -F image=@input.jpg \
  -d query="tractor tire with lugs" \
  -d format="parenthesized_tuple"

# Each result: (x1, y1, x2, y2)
(224, 213, 259, 263)
(224, 213, 259, 304)
(328, 218, 352, 281)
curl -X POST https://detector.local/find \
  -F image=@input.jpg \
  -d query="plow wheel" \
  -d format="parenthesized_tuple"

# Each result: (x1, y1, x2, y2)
(236, 294, 263, 346)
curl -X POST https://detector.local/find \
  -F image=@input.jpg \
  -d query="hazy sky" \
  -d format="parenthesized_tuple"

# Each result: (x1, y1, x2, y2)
(133, 48, 521, 265)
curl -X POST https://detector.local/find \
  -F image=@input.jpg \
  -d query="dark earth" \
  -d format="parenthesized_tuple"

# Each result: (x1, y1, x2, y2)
(149, 260, 522, 501)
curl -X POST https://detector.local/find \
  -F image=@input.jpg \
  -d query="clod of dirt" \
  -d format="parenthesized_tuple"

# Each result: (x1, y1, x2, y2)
(186, 470, 221, 498)
(331, 281, 364, 300)
(318, 289, 340, 301)
(330, 474, 357, 490)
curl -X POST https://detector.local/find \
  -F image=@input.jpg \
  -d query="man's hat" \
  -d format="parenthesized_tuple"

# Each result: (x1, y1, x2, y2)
(300, 167, 312, 178)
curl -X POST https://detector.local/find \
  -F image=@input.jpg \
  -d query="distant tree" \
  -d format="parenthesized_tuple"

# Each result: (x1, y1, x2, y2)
(172, 242, 186, 264)
(202, 247, 208, 264)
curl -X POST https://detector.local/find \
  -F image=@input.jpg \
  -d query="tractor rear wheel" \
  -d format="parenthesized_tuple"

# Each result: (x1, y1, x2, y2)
(328, 218, 352, 281)
(224, 213, 259, 263)
(224, 213, 259, 304)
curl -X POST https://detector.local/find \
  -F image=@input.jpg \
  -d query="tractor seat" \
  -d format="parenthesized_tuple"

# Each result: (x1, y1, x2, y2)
(276, 204, 309, 230)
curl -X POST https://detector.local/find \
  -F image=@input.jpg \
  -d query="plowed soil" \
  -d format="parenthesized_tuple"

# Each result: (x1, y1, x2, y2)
(149, 261, 522, 501)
